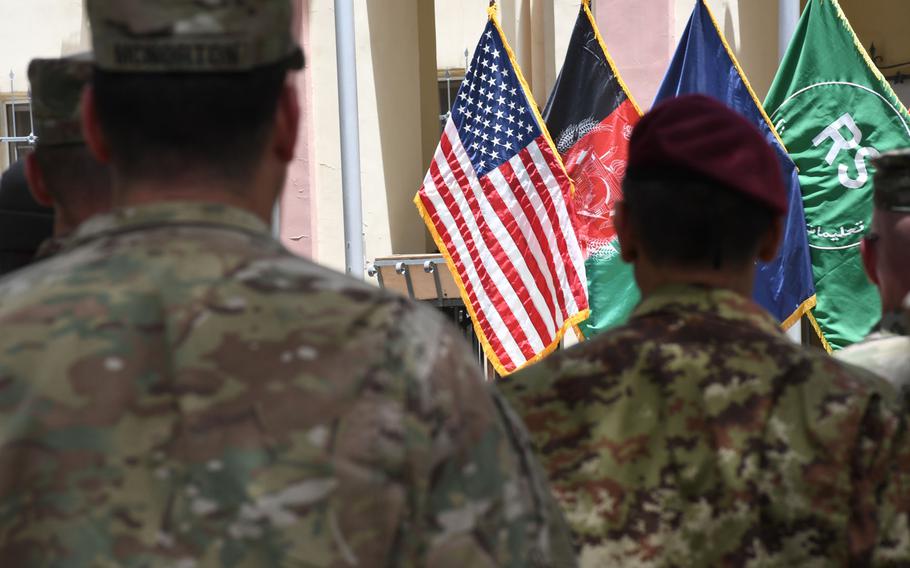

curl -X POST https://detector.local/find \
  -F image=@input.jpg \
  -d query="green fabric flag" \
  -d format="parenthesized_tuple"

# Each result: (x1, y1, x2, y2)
(765, 0, 910, 350)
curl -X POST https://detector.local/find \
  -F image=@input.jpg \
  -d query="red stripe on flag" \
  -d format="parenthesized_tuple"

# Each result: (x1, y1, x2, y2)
(495, 159, 570, 321)
(418, 187, 515, 370)
(520, 143, 588, 307)
(507, 151, 578, 317)
(477, 174, 561, 334)
(427, 155, 536, 359)
(438, 135, 553, 351)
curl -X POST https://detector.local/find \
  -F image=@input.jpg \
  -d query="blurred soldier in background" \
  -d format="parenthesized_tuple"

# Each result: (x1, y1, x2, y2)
(0, 1, 575, 566)
(23, 54, 112, 259)
(0, 160, 52, 275)
(501, 95, 909, 567)
(838, 150, 910, 387)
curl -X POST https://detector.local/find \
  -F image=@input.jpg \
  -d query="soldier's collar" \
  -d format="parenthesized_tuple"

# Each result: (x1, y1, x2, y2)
(69, 201, 270, 246)
(633, 284, 782, 336)
(879, 307, 909, 337)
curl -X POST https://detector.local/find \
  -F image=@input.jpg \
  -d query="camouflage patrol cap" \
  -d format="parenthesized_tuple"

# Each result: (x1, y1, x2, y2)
(28, 54, 93, 147)
(86, 0, 304, 73)
(872, 150, 910, 213)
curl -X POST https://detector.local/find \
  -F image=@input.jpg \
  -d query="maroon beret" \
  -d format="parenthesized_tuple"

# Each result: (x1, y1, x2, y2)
(627, 94, 787, 215)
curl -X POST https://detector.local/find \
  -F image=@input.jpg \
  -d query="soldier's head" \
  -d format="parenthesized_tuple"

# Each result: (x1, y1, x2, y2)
(25, 55, 112, 237)
(615, 95, 786, 296)
(0, 160, 54, 276)
(861, 150, 910, 314)
(81, 0, 304, 221)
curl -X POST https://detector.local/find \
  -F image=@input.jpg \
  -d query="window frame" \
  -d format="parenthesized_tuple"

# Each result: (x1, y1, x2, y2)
(437, 68, 466, 131)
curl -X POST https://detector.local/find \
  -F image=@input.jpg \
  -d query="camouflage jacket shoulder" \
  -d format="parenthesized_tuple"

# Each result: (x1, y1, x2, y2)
(837, 297, 910, 390)
(0, 202, 576, 568)
(501, 285, 910, 567)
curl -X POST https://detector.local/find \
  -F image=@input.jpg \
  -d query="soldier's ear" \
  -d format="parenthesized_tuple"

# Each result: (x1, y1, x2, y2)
(615, 202, 638, 263)
(271, 82, 300, 164)
(80, 86, 112, 165)
(860, 236, 880, 286)
(23, 154, 53, 207)
(757, 215, 784, 263)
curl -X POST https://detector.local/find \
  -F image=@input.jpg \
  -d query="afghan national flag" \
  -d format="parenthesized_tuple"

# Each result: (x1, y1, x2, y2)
(543, 1, 642, 338)
(766, 0, 910, 350)
(655, 0, 820, 340)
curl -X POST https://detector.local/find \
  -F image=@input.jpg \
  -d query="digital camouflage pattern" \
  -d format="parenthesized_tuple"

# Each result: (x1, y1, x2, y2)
(838, 293, 910, 389)
(87, 0, 304, 72)
(0, 202, 577, 568)
(28, 54, 93, 147)
(501, 285, 910, 567)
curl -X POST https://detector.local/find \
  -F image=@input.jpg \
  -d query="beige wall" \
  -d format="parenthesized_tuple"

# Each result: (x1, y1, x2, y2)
(0, 0, 88, 169)
(0, 0, 88, 93)
(435, 0, 490, 71)
(306, 0, 438, 273)
(434, 0, 577, 104)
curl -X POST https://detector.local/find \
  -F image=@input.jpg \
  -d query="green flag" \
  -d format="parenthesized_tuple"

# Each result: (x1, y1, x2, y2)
(765, 0, 910, 350)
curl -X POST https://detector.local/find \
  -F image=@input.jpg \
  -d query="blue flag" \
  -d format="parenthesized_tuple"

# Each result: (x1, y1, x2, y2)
(655, 0, 819, 335)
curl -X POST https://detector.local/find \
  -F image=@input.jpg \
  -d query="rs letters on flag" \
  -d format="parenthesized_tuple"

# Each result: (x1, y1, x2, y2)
(415, 9, 590, 376)
(655, 0, 820, 337)
(766, 0, 910, 350)
(544, 1, 642, 339)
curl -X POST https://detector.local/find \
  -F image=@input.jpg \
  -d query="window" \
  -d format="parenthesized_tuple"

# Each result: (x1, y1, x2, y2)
(4, 101, 34, 165)
(438, 68, 465, 131)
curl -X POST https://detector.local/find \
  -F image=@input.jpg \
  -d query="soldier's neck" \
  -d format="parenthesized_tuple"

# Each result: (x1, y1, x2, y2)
(634, 260, 757, 301)
(113, 179, 277, 226)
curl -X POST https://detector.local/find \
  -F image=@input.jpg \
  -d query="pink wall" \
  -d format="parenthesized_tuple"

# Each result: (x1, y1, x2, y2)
(594, 0, 675, 109)
(280, 0, 316, 258)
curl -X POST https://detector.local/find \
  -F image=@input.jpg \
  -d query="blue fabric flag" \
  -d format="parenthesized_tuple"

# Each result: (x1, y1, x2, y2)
(655, 0, 817, 330)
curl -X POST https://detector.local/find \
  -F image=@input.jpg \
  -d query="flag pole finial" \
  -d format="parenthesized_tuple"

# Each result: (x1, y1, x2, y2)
(488, 0, 498, 20)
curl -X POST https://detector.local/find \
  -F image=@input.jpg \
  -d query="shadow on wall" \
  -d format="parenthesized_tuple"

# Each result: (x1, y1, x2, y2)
(365, 0, 437, 255)
(721, 2, 778, 101)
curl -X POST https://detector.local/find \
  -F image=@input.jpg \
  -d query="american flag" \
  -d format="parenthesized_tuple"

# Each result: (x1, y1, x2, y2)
(415, 18, 589, 376)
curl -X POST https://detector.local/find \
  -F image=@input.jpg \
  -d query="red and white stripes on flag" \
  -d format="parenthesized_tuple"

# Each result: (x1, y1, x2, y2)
(415, 15, 589, 376)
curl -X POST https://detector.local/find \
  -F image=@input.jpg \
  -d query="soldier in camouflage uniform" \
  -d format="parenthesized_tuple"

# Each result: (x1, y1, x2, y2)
(501, 95, 910, 566)
(837, 151, 910, 387)
(23, 54, 112, 260)
(0, 1, 576, 566)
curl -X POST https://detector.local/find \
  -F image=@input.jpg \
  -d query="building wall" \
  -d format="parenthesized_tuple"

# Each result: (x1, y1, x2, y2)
(434, 1, 578, 106)
(297, 0, 438, 274)
(435, 0, 491, 71)
(281, 0, 317, 259)
(595, 0, 782, 108)
(0, 0, 87, 93)
(0, 0, 88, 169)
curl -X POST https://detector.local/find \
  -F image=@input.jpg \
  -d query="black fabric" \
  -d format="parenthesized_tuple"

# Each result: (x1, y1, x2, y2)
(543, 6, 628, 148)
(0, 160, 54, 265)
